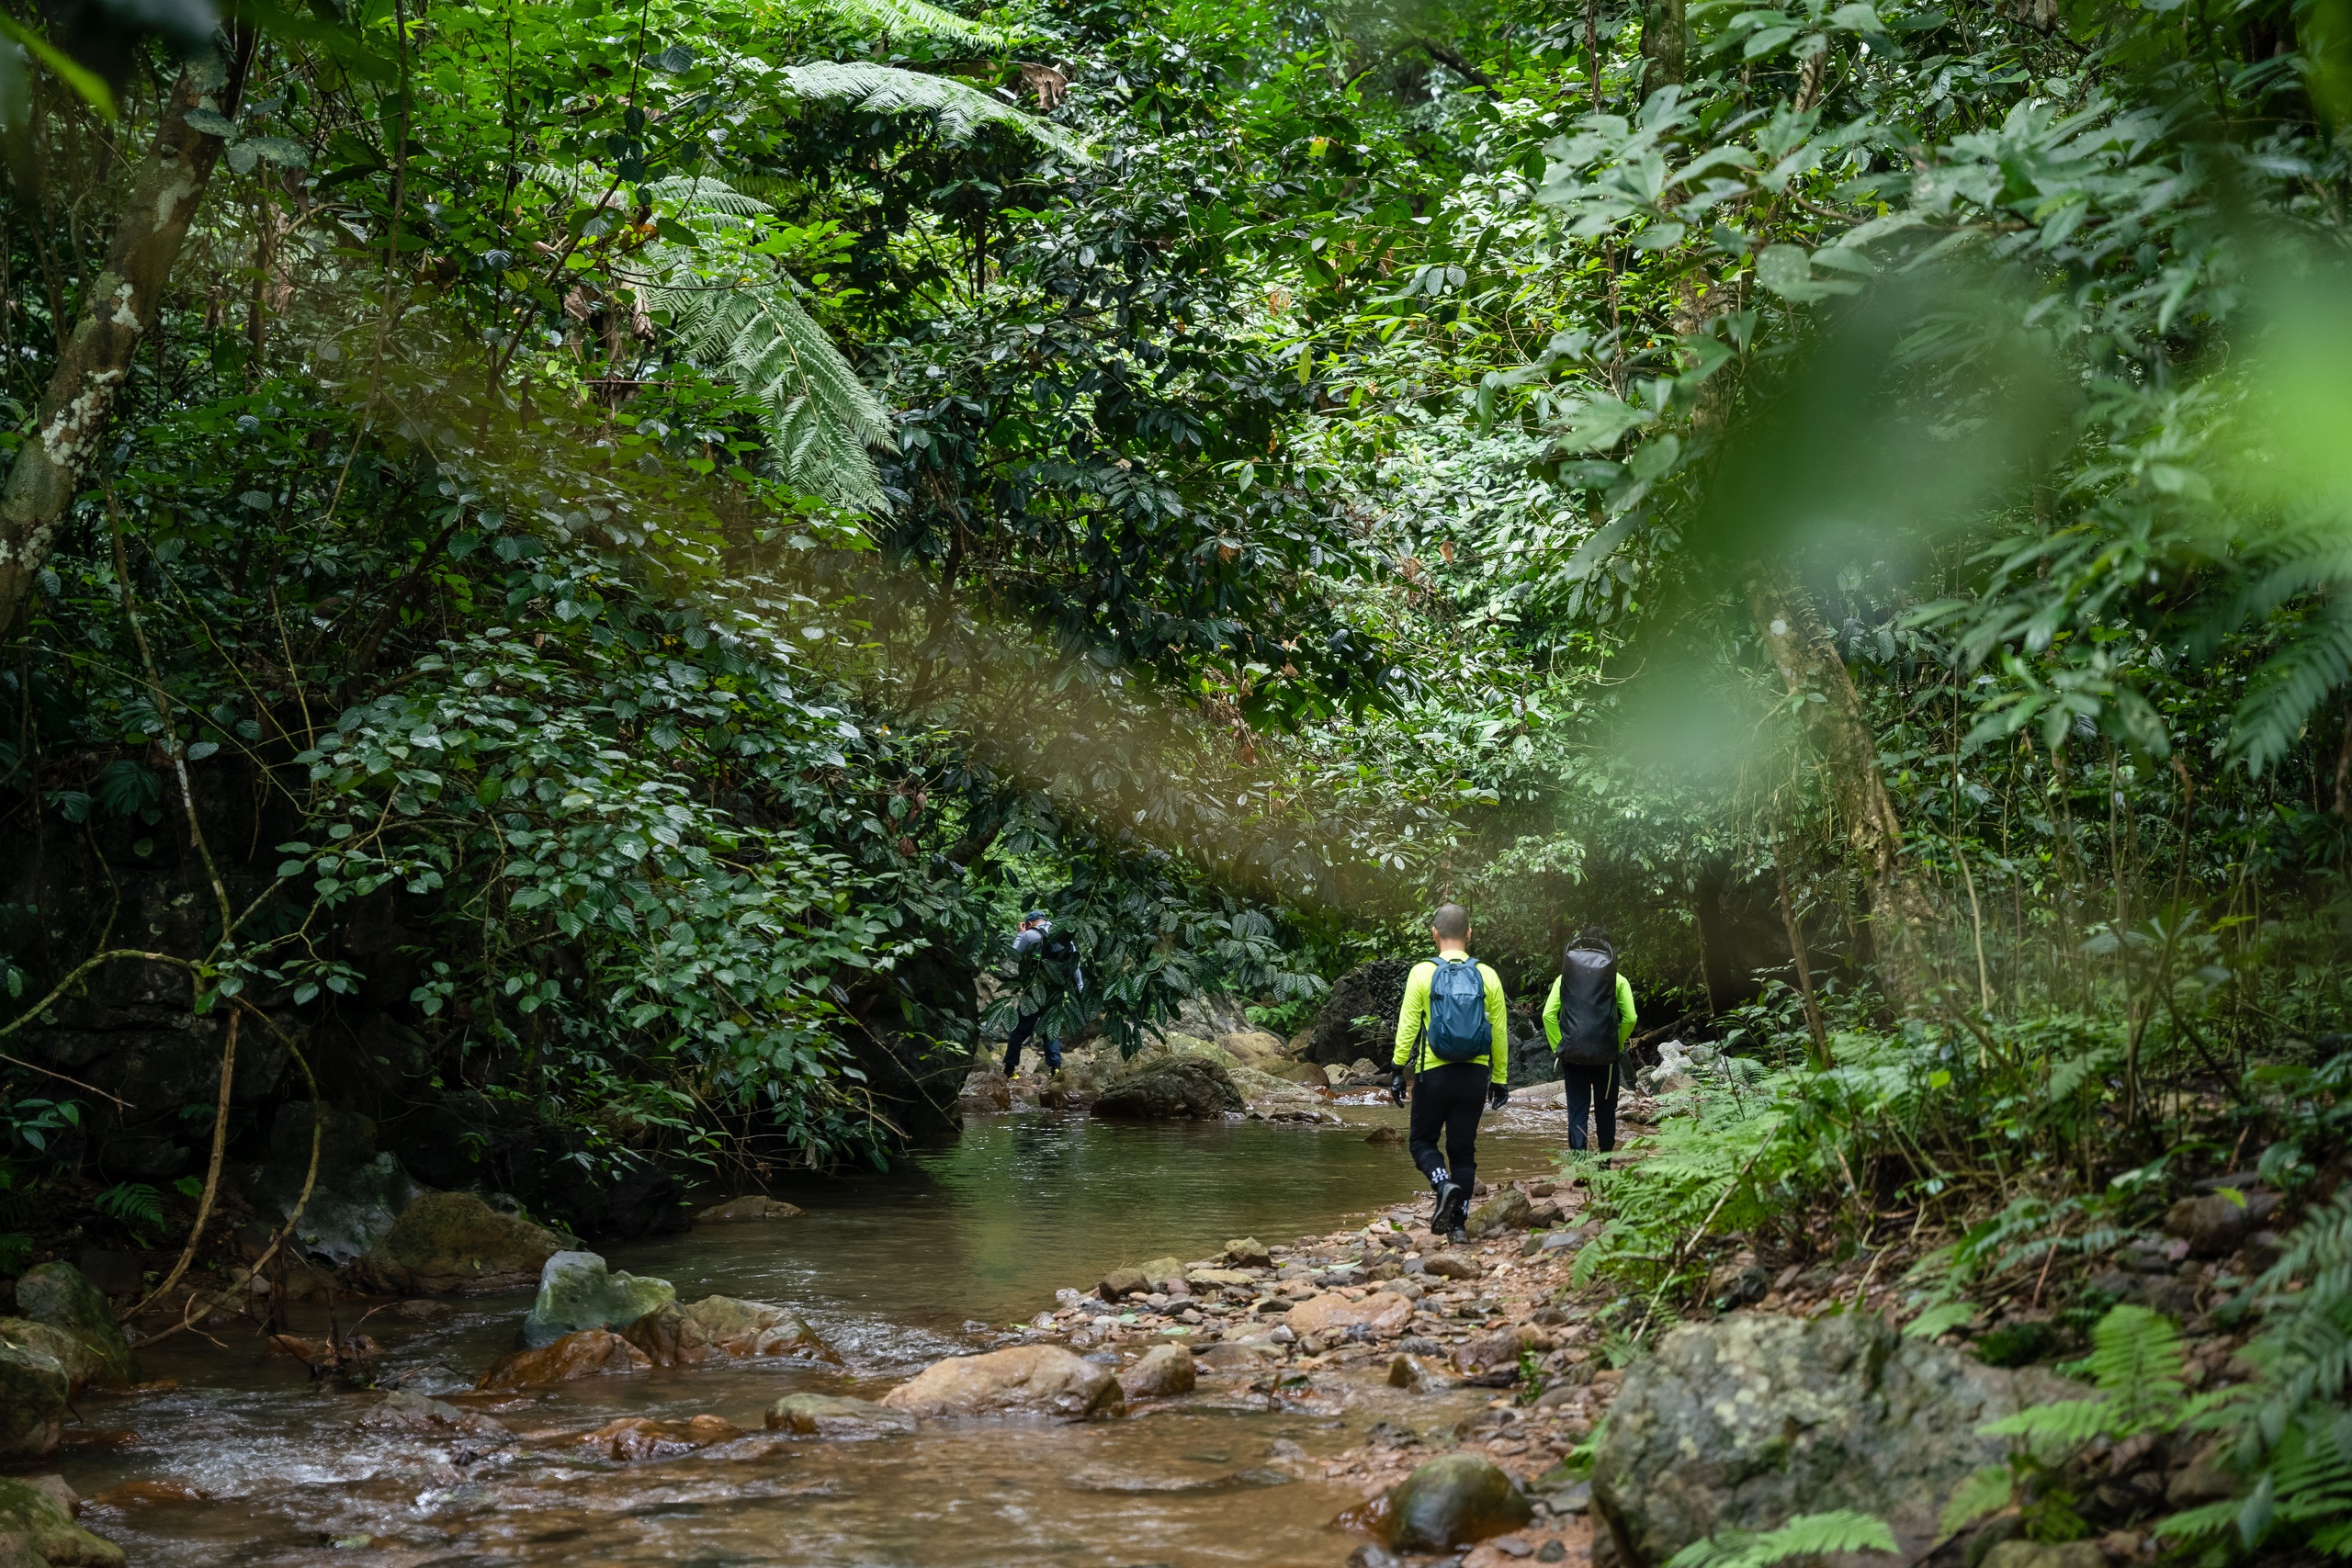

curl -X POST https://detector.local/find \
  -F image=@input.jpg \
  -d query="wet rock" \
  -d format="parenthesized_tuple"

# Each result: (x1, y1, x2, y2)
(0, 1340, 68, 1462)
(959, 1067, 1014, 1112)
(1593, 1311, 2085, 1564)
(697, 1195, 805, 1223)
(1465, 1188, 1532, 1238)
(477, 1328, 651, 1390)
(15, 1266, 133, 1390)
(1195, 1340, 1285, 1374)
(880, 1345, 1124, 1420)
(2164, 1192, 2271, 1259)
(1119, 1343, 1196, 1400)
(0, 1475, 124, 1568)
(1383, 1453, 1533, 1551)
(521, 1252, 676, 1348)
(356, 1389, 512, 1441)
(764, 1393, 916, 1437)
(1363, 1125, 1407, 1146)
(1287, 1292, 1412, 1338)
(356, 1191, 566, 1294)
(1097, 1266, 1150, 1301)
(1422, 1252, 1483, 1280)
(623, 1296, 831, 1365)
(1225, 1237, 1272, 1268)
(1388, 1353, 1435, 1392)
(576, 1415, 741, 1461)
(1091, 1056, 1245, 1120)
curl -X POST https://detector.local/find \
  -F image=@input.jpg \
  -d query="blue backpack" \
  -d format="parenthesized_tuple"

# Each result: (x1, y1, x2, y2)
(1424, 958, 1489, 1064)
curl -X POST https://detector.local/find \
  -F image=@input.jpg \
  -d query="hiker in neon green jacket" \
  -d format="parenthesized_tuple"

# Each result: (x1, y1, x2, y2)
(1543, 926, 1637, 1152)
(1388, 903, 1510, 1242)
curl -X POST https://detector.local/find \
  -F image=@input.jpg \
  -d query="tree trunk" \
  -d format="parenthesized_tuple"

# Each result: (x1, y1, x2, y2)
(1746, 566, 1935, 1005)
(0, 35, 253, 637)
(1640, 0, 1687, 99)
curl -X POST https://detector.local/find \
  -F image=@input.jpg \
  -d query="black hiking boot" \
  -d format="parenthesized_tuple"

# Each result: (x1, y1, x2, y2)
(1427, 1168, 1462, 1236)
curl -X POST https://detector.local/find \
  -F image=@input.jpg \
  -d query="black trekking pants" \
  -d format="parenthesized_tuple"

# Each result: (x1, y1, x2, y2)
(1408, 1062, 1490, 1195)
(1563, 1057, 1620, 1153)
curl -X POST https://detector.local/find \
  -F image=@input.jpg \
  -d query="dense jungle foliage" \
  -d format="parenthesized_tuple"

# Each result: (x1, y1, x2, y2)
(2, 0, 2350, 1547)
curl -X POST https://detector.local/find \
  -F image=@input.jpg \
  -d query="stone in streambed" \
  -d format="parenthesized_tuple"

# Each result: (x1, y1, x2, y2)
(521, 1251, 675, 1348)
(1380, 1453, 1532, 1551)
(356, 1191, 565, 1294)
(880, 1345, 1124, 1420)
(622, 1296, 831, 1366)
(1091, 1056, 1244, 1121)
(577, 1415, 742, 1461)
(1119, 1343, 1196, 1400)
(764, 1393, 916, 1437)
(1592, 1310, 2086, 1564)
(1420, 1252, 1483, 1280)
(477, 1328, 650, 1390)
(1464, 1187, 1532, 1238)
(14, 1265, 133, 1390)
(1223, 1237, 1272, 1268)
(697, 1195, 804, 1224)
(1286, 1292, 1411, 1338)
(0, 1474, 125, 1568)
(1100, 1256, 1187, 1300)
(0, 1340, 69, 1464)
(356, 1389, 512, 1441)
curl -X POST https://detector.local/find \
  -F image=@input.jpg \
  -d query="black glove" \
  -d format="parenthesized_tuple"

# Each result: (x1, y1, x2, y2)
(1388, 1067, 1408, 1106)
(1487, 1083, 1510, 1111)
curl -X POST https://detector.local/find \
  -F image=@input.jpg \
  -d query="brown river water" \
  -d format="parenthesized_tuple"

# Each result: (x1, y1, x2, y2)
(51, 1103, 1574, 1567)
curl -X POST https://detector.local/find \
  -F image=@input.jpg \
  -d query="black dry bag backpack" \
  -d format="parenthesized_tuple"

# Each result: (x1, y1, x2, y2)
(1555, 939, 1620, 1066)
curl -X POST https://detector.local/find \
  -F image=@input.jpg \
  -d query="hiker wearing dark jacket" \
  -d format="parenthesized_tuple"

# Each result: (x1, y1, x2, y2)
(1543, 926, 1637, 1152)
(1389, 903, 1510, 1243)
(1003, 910, 1083, 1077)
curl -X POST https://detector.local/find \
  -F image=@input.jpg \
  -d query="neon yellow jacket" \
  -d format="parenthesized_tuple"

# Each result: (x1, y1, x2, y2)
(1541, 974, 1638, 1053)
(1392, 954, 1510, 1083)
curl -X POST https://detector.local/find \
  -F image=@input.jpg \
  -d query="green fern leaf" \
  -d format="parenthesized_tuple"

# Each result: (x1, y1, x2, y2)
(1667, 1510, 1899, 1568)
(2233, 596, 2352, 776)
(781, 62, 1086, 157)
(1939, 1465, 2014, 1536)
(786, 0, 1007, 46)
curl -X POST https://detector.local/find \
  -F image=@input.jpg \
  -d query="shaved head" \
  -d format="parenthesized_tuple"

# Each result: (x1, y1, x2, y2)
(1431, 903, 1470, 942)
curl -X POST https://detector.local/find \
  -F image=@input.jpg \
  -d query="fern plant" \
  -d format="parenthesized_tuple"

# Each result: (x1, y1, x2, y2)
(94, 1180, 165, 1242)
(1666, 1510, 1898, 1568)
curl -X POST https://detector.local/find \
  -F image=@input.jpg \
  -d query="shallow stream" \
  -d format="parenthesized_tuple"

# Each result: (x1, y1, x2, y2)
(53, 1104, 1573, 1566)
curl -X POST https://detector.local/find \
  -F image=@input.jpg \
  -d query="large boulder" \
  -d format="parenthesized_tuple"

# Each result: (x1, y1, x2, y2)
(1382, 1453, 1532, 1551)
(1306, 959, 1415, 1066)
(621, 1296, 831, 1365)
(1593, 1312, 2084, 1563)
(252, 1104, 424, 1265)
(0, 1340, 69, 1463)
(0, 1474, 125, 1568)
(520, 1252, 675, 1348)
(477, 1328, 651, 1390)
(14, 1266, 133, 1391)
(879, 1345, 1124, 1420)
(1091, 1056, 1243, 1121)
(355, 1191, 565, 1293)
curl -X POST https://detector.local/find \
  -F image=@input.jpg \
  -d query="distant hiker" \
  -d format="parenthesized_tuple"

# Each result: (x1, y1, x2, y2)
(1389, 903, 1510, 1244)
(1003, 910, 1082, 1077)
(1544, 926, 1637, 1153)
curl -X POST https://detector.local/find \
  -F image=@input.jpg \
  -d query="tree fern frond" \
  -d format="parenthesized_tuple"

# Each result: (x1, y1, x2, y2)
(643, 174, 774, 220)
(648, 270, 895, 511)
(781, 62, 1085, 157)
(787, 0, 1007, 47)
(1667, 1511, 1899, 1568)
(2232, 596, 2352, 775)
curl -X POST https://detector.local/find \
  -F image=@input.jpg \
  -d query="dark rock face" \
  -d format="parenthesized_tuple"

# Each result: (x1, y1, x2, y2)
(1091, 1056, 1244, 1120)
(1307, 959, 1417, 1066)
(0, 1339, 69, 1461)
(1592, 1312, 2085, 1564)
(1385, 1453, 1532, 1551)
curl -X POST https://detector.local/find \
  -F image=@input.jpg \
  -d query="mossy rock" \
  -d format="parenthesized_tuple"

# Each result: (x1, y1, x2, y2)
(1385, 1453, 1532, 1551)
(14, 1266, 132, 1390)
(0, 1474, 124, 1566)
(356, 1191, 565, 1293)
(0, 1341, 68, 1463)
(521, 1252, 675, 1348)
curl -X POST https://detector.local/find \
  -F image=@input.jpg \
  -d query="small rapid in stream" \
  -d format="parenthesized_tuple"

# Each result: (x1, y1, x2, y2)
(51, 1104, 1575, 1566)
